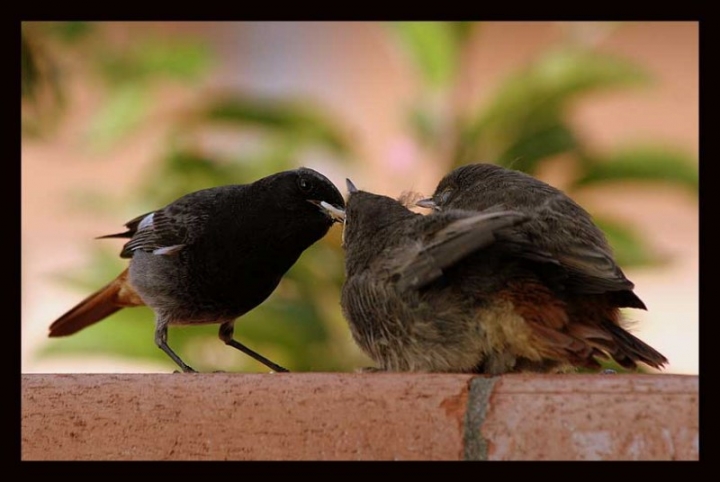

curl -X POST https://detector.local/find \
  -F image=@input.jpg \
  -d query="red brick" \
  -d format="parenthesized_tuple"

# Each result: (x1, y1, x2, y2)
(21, 373, 471, 460)
(21, 373, 698, 461)
(476, 374, 698, 460)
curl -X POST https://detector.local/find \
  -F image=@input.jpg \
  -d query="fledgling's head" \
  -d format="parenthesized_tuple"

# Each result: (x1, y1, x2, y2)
(416, 163, 569, 213)
(416, 163, 516, 211)
(341, 179, 419, 249)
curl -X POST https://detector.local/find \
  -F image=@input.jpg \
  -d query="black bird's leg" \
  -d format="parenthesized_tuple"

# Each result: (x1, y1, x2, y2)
(155, 321, 197, 373)
(219, 321, 289, 372)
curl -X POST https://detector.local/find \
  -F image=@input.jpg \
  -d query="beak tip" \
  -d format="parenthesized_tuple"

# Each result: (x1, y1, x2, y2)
(415, 198, 438, 210)
(315, 200, 346, 223)
(346, 178, 358, 194)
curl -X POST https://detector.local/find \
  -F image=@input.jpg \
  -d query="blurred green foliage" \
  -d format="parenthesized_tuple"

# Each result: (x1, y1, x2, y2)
(389, 22, 697, 269)
(25, 22, 696, 374)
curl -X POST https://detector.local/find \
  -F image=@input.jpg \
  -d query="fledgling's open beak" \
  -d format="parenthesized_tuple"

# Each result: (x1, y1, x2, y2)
(415, 197, 439, 210)
(308, 200, 346, 224)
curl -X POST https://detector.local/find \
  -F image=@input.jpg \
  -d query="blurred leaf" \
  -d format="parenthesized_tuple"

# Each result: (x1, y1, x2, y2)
(200, 96, 353, 156)
(593, 215, 661, 267)
(407, 103, 440, 148)
(391, 22, 471, 88)
(21, 27, 66, 136)
(85, 83, 149, 149)
(448, 21, 475, 44)
(136, 148, 245, 206)
(140, 144, 319, 207)
(135, 39, 212, 81)
(44, 21, 94, 43)
(574, 146, 698, 192)
(497, 122, 578, 174)
(97, 37, 213, 84)
(455, 47, 651, 166)
(21, 31, 40, 99)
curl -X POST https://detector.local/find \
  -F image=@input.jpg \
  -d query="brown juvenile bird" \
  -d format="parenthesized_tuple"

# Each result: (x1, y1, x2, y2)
(48, 167, 345, 373)
(339, 169, 667, 374)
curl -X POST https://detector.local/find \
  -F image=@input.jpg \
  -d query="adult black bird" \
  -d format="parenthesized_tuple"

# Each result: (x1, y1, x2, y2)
(339, 172, 667, 374)
(49, 167, 345, 373)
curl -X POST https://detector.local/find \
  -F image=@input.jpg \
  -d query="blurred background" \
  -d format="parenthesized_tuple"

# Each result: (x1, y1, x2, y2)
(21, 21, 698, 374)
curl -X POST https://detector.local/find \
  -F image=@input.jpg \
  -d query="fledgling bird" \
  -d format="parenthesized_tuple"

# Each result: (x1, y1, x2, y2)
(48, 167, 345, 373)
(338, 171, 668, 374)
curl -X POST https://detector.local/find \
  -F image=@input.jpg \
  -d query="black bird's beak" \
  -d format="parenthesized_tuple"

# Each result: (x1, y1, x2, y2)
(308, 200, 346, 224)
(415, 197, 439, 210)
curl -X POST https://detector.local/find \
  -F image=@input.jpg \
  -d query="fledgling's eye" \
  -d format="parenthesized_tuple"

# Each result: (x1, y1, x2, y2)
(298, 177, 312, 193)
(439, 189, 453, 205)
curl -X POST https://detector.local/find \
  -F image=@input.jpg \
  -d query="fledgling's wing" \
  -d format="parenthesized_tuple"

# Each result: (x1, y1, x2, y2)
(445, 181, 639, 298)
(395, 210, 529, 292)
(493, 195, 638, 298)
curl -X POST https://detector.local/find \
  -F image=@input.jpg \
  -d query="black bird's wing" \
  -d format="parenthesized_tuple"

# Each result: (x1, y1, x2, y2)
(96, 211, 154, 240)
(97, 195, 212, 259)
(117, 209, 191, 258)
(395, 210, 529, 292)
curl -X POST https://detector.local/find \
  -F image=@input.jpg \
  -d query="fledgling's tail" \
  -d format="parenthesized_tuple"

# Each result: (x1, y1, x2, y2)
(48, 268, 144, 337)
(599, 319, 669, 370)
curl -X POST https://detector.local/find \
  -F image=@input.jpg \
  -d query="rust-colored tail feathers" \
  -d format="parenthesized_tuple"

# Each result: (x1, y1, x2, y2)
(48, 268, 145, 337)
(565, 319, 668, 370)
(599, 320, 669, 370)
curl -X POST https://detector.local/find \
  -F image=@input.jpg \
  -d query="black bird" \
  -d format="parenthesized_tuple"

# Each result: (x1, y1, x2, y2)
(49, 167, 345, 373)
(339, 173, 668, 374)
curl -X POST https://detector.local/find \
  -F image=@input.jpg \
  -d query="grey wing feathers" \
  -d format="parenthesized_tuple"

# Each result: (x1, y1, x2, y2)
(396, 210, 529, 292)
(495, 194, 636, 295)
(118, 210, 189, 258)
(96, 211, 154, 240)
(555, 246, 635, 293)
(97, 187, 227, 259)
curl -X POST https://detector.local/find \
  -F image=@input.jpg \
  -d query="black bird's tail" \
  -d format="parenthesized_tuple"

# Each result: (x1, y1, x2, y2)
(48, 269, 145, 337)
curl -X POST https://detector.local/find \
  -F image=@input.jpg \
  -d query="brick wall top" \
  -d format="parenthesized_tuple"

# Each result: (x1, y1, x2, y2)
(21, 373, 698, 461)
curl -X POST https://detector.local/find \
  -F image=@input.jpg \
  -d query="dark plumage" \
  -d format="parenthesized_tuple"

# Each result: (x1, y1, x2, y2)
(49, 167, 345, 373)
(339, 166, 667, 374)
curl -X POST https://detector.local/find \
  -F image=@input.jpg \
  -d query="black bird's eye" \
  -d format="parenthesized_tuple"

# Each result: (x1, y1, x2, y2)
(298, 177, 312, 193)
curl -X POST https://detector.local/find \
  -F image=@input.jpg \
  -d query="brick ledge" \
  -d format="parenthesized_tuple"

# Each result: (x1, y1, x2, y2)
(21, 373, 698, 460)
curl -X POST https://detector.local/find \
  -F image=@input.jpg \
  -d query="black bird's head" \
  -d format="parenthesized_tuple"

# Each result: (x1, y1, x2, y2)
(266, 167, 346, 223)
(294, 167, 346, 223)
(251, 167, 346, 252)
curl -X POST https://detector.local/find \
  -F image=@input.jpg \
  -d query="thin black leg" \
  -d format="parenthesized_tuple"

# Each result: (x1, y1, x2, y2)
(219, 322, 289, 372)
(155, 323, 196, 373)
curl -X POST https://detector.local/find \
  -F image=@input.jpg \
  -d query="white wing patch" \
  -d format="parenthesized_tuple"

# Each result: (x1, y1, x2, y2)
(152, 245, 185, 256)
(137, 212, 155, 231)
